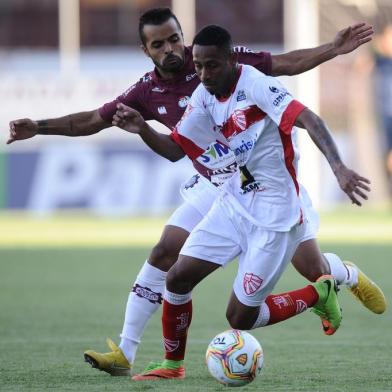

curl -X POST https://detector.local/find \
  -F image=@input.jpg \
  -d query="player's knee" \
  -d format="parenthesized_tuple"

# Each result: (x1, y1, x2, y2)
(305, 261, 330, 282)
(149, 241, 178, 271)
(166, 265, 193, 293)
(226, 309, 253, 330)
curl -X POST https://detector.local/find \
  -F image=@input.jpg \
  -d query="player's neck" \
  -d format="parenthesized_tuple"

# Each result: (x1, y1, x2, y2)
(216, 65, 240, 99)
(155, 66, 184, 80)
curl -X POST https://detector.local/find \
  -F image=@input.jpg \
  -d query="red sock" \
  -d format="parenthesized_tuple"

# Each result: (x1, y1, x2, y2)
(162, 299, 192, 361)
(265, 285, 318, 325)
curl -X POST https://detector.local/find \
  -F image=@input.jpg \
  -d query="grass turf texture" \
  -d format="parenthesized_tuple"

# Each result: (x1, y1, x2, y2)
(0, 212, 391, 391)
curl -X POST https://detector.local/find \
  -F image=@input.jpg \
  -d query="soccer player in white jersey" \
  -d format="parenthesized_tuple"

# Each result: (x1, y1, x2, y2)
(114, 25, 377, 381)
(7, 8, 385, 377)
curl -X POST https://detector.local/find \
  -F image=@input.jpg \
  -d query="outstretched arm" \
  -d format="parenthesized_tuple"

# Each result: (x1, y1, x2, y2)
(295, 108, 371, 206)
(7, 109, 109, 144)
(271, 22, 373, 76)
(113, 103, 185, 162)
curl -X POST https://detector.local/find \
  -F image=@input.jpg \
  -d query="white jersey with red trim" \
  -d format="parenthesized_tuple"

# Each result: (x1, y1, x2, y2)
(172, 64, 307, 231)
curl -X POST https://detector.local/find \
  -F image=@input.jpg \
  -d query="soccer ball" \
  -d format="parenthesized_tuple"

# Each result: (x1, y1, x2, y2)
(205, 329, 264, 387)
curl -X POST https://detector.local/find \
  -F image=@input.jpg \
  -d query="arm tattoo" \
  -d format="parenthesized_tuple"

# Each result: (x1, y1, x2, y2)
(310, 116, 342, 172)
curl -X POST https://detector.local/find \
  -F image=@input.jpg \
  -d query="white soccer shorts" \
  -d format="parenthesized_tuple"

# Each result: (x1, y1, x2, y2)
(300, 185, 319, 242)
(180, 197, 307, 307)
(165, 201, 204, 234)
(179, 174, 220, 216)
(165, 173, 221, 233)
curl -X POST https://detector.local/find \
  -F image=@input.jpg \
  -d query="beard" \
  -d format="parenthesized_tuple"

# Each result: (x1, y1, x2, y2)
(158, 53, 185, 73)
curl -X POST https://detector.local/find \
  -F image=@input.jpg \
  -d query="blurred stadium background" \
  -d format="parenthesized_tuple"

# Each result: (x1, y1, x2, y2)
(1, 0, 392, 226)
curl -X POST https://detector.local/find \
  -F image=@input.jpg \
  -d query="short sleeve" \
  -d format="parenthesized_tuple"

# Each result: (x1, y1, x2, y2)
(249, 76, 306, 133)
(235, 46, 272, 76)
(98, 81, 154, 123)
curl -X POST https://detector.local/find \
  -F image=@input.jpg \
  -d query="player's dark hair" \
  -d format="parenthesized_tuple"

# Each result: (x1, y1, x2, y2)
(139, 7, 182, 45)
(192, 25, 233, 56)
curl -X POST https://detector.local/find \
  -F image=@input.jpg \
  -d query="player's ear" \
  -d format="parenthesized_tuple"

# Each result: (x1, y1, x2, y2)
(140, 44, 149, 58)
(229, 50, 238, 66)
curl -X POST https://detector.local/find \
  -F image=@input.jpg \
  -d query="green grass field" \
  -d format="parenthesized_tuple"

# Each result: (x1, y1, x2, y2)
(1, 210, 392, 391)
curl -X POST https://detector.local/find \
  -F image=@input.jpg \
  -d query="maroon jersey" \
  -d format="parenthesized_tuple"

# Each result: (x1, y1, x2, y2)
(99, 46, 272, 184)
(99, 46, 271, 128)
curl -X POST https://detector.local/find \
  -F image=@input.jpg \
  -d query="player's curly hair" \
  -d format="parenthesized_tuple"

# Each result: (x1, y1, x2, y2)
(139, 7, 182, 45)
(192, 25, 233, 56)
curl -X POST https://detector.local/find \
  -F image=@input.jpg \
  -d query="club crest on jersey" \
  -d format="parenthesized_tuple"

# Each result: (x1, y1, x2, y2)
(236, 89, 246, 102)
(232, 110, 247, 131)
(178, 96, 190, 108)
(158, 106, 167, 115)
(132, 284, 163, 304)
(142, 74, 152, 82)
(243, 273, 263, 295)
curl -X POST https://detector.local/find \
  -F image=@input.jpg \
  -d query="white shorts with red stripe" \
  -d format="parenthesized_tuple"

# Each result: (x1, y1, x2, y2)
(180, 196, 307, 306)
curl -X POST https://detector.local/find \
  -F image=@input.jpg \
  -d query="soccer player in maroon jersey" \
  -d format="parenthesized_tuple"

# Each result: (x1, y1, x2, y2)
(7, 8, 383, 377)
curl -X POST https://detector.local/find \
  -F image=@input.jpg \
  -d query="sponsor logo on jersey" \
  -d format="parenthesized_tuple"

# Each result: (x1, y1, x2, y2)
(234, 46, 254, 53)
(163, 337, 180, 352)
(243, 273, 263, 295)
(132, 284, 163, 304)
(152, 86, 165, 93)
(185, 73, 197, 82)
(236, 353, 248, 366)
(178, 96, 190, 108)
(199, 141, 231, 163)
(240, 181, 265, 194)
(236, 89, 247, 102)
(158, 106, 167, 115)
(273, 91, 291, 106)
(269, 85, 291, 106)
(269, 86, 280, 93)
(184, 174, 200, 189)
(233, 138, 255, 156)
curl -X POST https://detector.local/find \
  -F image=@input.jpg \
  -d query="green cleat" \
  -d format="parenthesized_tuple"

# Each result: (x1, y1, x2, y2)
(312, 275, 342, 335)
(132, 360, 185, 381)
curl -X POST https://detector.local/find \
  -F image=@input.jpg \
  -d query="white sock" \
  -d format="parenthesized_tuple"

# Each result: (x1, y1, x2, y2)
(324, 253, 358, 287)
(119, 261, 167, 363)
(164, 289, 192, 305)
(251, 302, 270, 329)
